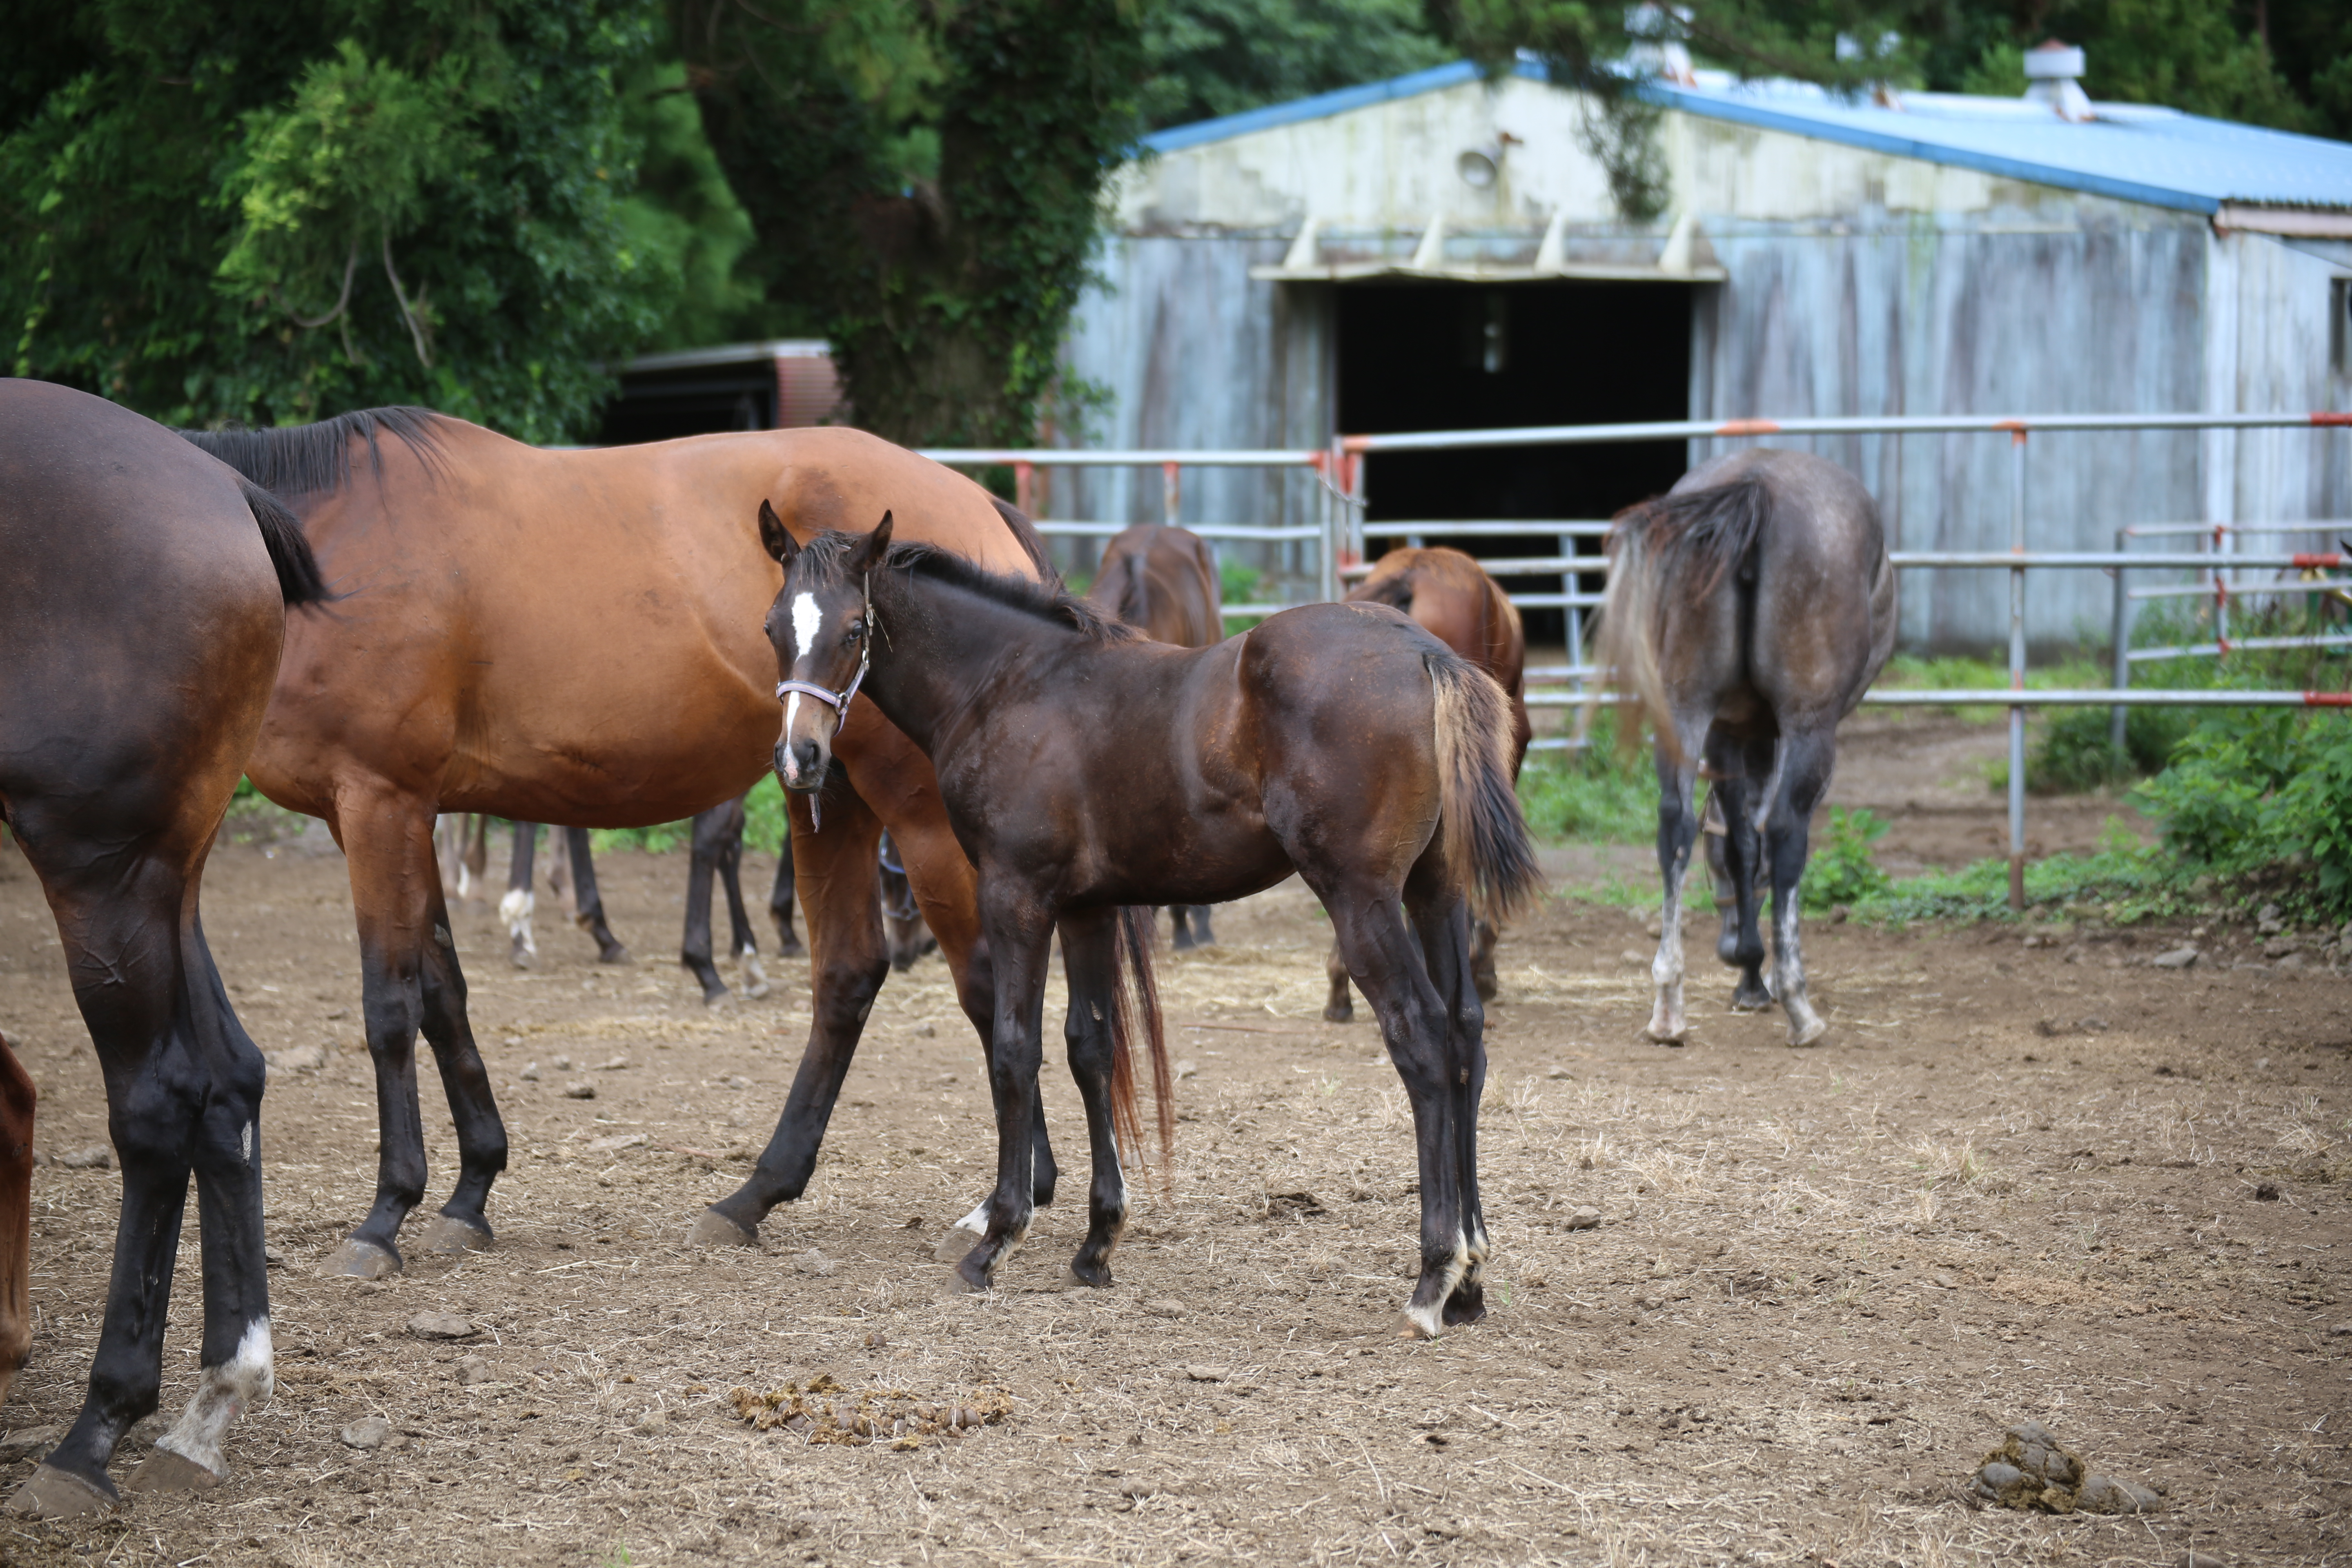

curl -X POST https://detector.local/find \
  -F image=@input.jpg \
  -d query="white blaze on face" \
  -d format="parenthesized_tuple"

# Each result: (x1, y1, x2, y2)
(779, 590, 828, 787)
(156, 1315, 274, 1479)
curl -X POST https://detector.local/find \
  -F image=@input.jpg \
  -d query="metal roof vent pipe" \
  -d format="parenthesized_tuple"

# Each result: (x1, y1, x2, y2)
(2023, 40, 2094, 122)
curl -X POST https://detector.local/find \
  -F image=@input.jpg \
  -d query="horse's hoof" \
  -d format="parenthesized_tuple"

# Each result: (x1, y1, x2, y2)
(1788, 1018, 1829, 1048)
(1730, 991, 1774, 1013)
(777, 938, 805, 959)
(688, 1208, 758, 1248)
(509, 946, 535, 971)
(1396, 1306, 1443, 1341)
(416, 1215, 494, 1255)
(321, 1237, 400, 1279)
(1323, 1001, 1354, 1024)
(125, 1446, 223, 1494)
(598, 947, 633, 966)
(1172, 933, 1196, 953)
(933, 1226, 986, 1264)
(947, 1259, 993, 1294)
(1442, 1294, 1488, 1328)
(1474, 976, 1499, 1004)
(1644, 1019, 1686, 1046)
(701, 989, 733, 1010)
(742, 980, 772, 1001)
(8, 1464, 116, 1518)
(1062, 1258, 1114, 1290)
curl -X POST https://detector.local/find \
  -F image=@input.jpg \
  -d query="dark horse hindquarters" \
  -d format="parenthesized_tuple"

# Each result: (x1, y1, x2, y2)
(1600, 448, 1896, 1047)
(0, 379, 325, 1514)
(763, 518, 1541, 1338)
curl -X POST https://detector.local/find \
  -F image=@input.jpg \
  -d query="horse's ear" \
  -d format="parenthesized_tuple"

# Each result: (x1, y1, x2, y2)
(849, 510, 894, 572)
(759, 500, 798, 566)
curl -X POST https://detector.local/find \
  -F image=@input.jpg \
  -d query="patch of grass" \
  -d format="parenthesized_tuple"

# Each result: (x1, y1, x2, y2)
(1516, 746, 1657, 845)
(588, 773, 791, 857)
(1800, 806, 1890, 912)
(1852, 817, 2192, 927)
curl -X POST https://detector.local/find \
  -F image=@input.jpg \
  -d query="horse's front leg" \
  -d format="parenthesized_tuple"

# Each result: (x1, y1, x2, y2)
(693, 782, 886, 1245)
(1056, 910, 1128, 1288)
(1712, 731, 1773, 1010)
(953, 888, 1054, 1293)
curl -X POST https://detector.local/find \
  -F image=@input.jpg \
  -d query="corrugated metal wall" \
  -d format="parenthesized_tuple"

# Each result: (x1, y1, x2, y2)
(1062, 214, 2350, 652)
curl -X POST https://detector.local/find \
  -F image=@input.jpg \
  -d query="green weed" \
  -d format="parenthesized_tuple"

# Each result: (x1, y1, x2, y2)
(1800, 806, 1891, 912)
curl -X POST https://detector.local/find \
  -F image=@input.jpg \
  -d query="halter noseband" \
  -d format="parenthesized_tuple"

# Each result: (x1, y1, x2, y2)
(774, 573, 873, 722)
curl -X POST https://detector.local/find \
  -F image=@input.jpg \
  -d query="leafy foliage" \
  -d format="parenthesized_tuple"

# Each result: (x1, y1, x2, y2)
(1139, 0, 1450, 129)
(2, 0, 685, 440)
(1800, 806, 1890, 911)
(680, 0, 1149, 448)
(1516, 745, 1659, 845)
(2136, 711, 2352, 922)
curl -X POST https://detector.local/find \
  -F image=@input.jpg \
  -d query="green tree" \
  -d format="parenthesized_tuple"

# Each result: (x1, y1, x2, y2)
(2, 0, 686, 440)
(682, 0, 1150, 448)
(1140, 0, 1452, 129)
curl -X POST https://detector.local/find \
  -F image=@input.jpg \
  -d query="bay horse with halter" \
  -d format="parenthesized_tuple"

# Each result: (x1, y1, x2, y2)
(1330, 546, 1532, 1018)
(764, 512, 1541, 1338)
(1087, 524, 1226, 949)
(0, 380, 331, 1514)
(1598, 448, 1894, 1047)
(179, 411, 1073, 1276)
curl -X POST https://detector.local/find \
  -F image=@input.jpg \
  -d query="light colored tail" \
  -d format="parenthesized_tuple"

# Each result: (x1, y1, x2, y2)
(1428, 654, 1544, 928)
(1108, 907, 1174, 1185)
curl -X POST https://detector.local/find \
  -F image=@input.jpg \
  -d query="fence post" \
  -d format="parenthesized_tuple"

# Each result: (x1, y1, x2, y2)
(1014, 459, 1034, 519)
(2110, 525, 2130, 761)
(1161, 462, 1180, 528)
(2007, 428, 2029, 912)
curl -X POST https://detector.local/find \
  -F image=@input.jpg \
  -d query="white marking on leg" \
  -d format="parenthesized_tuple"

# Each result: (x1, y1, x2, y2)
(1776, 896, 1826, 1045)
(238, 1121, 254, 1166)
(954, 1200, 991, 1236)
(156, 1316, 273, 1479)
(1647, 875, 1687, 1041)
(499, 888, 534, 938)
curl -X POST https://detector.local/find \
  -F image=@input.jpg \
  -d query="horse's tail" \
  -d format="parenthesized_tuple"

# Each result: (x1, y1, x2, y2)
(1592, 474, 1771, 763)
(238, 477, 335, 609)
(1428, 652, 1544, 929)
(1091, 546, 1153, 629)
(1107, 905, 1174, 1184)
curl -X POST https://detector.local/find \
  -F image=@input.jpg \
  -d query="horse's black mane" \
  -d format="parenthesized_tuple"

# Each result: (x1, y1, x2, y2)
(796, 531, 1140, 644)
(178, 406, 449, 497)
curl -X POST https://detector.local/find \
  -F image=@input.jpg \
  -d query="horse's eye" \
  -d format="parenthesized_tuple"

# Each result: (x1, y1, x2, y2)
(846, 621, 865, 642)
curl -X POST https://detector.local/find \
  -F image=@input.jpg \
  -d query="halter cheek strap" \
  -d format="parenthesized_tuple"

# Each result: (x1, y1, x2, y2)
(774, 574, 873, 722)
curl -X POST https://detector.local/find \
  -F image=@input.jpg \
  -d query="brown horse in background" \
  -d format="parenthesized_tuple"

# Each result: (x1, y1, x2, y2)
(1327, 547, 1532, 1018)
(1, 381, 330, 1513)
(181, 412, 1070, 1275)
(1089, 524, 1226, 948)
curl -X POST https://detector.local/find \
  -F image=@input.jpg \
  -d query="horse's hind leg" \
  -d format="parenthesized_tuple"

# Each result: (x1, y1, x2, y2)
(1317, 870, 1463, 1339)
(414, 880, 508, 1253)
(681, 799, 744, 1006)
(1762, 729, 1838, 1046)
(10, 850, 225, 1511)
(1646, 721, 1708, 1045)
(566, 828, 630, 963)
(1322, 937, 1354, 1023)
(128, 915, 273, 1496)
(502, 822, 539, 968)
(1056, 910, 1127, 1288)
(0, 1034, 32, 1410)
(1183, 905, 1216, 948)
(1408, 865, 1488, 1329)
(1711, 732, 1773, 1010)
(715, 801, 770, 998)
(769, 835, 804, 958)
(1469, 917, 1500, 1003)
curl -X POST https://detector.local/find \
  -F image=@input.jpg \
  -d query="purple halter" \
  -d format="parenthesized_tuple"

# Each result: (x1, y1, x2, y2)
(774, 572, 873, 722)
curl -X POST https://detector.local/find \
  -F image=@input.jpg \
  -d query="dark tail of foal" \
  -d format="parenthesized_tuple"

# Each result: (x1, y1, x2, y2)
(238, 477, 335, 608)
(1595, 474, 1771, 763)
(1107, 906, 1175, 1180)
(1427, 653, 1544, 929)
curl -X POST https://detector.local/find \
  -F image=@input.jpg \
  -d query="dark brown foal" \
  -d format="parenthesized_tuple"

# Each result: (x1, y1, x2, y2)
(1331, 546, 1533, 1017)
(762, 513, 1541, 1338)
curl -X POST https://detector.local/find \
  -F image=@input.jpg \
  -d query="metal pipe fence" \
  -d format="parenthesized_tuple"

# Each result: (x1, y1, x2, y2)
(928, 410, 2350, 909)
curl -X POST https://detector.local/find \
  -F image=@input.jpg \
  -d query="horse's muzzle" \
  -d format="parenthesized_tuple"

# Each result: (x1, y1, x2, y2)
(775, 737, 828, 791)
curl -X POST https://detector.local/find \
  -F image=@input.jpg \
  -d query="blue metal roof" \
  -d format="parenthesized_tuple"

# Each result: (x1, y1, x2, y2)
(1140, 59, 2352, 214)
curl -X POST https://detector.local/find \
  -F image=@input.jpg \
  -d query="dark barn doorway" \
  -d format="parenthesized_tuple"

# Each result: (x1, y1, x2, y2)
(1336, 281, 1693, 646)
(591, 342, 841, 446)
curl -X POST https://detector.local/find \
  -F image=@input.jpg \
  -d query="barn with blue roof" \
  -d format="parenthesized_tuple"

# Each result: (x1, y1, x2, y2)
(1053, 51, 2352, 650)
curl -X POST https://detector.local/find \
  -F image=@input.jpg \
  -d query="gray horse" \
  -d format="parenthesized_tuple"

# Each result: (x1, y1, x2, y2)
(1598, 449, 1895, 1047)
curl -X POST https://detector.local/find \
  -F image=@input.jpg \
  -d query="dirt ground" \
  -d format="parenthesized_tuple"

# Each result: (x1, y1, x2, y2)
(0, 735, 2345, 1567)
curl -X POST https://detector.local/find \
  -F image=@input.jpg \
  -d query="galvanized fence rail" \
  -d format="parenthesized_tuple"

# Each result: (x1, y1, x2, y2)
(929, 410, 2352, 908)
